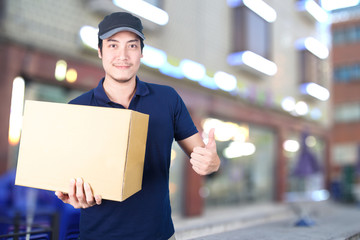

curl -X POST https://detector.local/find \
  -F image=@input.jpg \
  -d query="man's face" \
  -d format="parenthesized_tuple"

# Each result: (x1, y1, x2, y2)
(98, 31, 143, 84)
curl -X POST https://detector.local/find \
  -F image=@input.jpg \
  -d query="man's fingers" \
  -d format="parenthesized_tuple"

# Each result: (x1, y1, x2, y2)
(192, 147, 209, 155)
(190, 148, 220, 175)
(190, 151, 202, 159)
(206, 128, 216, 150)
(68, 178, 76, 198)
(76, 177, 85, 202)
(55, 191, 69, 203)
(59, 178, 101, 209)
(192, 165, 206, 176)
(189, 128, 221, 176)
(190, 158, 207, 170)
(68, 178, 81, 207)
(84, 182, 95, 206)
(95, 195, 102, 205)
(55, 191, 63, 198)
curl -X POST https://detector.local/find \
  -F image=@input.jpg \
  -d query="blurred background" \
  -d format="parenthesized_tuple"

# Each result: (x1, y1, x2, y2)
(1, 0, 360, 239)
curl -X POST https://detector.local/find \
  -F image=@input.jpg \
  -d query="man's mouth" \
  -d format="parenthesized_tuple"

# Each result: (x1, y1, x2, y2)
(113, 63, 131, 68)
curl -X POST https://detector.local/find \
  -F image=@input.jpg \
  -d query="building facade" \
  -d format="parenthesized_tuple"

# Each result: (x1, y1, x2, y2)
(0, 0, 332, 216)
(331, 6, 360, 202)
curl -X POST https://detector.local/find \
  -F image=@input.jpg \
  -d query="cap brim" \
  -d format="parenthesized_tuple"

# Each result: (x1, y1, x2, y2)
(99, 27, 145, 40)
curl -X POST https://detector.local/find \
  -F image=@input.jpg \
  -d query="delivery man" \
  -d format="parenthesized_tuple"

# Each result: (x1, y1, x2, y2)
(55, 12, 220, 240)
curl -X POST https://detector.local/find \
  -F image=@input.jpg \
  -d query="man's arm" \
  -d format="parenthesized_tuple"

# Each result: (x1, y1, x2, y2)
(178, 128, 220, 175)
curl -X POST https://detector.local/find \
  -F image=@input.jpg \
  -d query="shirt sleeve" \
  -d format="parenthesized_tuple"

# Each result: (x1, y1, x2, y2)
(172, 89, 198, 141)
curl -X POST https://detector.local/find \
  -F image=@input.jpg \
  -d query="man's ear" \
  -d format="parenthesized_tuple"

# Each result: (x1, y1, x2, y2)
(98, 48, 102, 59)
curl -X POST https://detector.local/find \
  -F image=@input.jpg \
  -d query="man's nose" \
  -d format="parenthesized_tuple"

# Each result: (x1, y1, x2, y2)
(116, 48, 128, 60)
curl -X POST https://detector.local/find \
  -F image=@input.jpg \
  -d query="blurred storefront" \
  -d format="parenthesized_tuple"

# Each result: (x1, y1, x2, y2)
(201, 120, 276, 206)
(0, 0, 332, 218)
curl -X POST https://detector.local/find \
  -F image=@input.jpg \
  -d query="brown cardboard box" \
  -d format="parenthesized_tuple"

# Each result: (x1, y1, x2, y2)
(15, 100, 149, 202)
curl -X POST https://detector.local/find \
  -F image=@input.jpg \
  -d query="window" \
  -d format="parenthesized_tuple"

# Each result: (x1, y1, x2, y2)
(299, 50, 326, 84)
(348, 26, 358, 42)
(333, 143, 357, 165)
(356, 26, 360, 40)
(332, 29, 346, 45)
(334, 64, 360, 83)
(334, 103, 360, 123)
(228, 2, 277, 76)
(233, 5, 271, 59)
(332, 25, 360, 46)
(201, 117, 276, 206)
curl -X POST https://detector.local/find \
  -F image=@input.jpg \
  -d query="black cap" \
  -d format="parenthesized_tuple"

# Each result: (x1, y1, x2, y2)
(98, 12, 145, 40)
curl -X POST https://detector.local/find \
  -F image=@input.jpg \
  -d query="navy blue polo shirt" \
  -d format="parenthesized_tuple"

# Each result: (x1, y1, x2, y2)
(69, 77, 198, 240)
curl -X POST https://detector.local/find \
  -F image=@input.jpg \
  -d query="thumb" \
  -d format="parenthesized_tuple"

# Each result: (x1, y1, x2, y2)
(206, 128, 216, 150)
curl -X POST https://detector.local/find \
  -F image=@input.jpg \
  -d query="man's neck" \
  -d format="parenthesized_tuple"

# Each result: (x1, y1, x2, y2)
(103, 77, 137, 109)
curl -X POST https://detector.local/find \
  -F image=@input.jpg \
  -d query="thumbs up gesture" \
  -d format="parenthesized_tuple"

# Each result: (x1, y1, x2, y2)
(190, 128, 220, 175)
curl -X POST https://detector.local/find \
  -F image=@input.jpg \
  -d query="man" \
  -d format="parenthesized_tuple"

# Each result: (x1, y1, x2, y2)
(55, 12, 220, 240)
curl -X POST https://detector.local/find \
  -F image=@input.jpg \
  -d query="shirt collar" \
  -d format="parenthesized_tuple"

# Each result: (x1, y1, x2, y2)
(94, 77, 149, 106)
(135, 76, 150, 97)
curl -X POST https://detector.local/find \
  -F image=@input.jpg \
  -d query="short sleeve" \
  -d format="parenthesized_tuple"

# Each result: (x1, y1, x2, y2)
(172, 90, 198, 141)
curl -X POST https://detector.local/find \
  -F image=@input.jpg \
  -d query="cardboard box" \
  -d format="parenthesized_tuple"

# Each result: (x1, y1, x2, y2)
(15, 100, 149, 202)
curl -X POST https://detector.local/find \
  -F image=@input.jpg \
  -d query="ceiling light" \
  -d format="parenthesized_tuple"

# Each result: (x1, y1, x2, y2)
(300, 82, 330, 101)
(295, 101, 309, 116)
(243, 0, 277, 22)
(223, 141, 256, 158)
(297, 0, 328, 22)
(296, 37, 329, 59)
(283, 140, 300, 152)
(141, 45, 167, 69)
(281, 96, 296, 112)
(9, 76, 25, 146)
(228, 0, 277, 22)
(214, 71, 237, 92)
(227, 51, 277, 76)
(180, 59, 206, 81)
(79, 26, 98, 50)
(112, 0, 169, 25)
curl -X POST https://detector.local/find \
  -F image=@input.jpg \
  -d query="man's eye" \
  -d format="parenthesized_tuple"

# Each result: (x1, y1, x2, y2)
(110, 44, 117, 48)
(130, 44, 137, 48)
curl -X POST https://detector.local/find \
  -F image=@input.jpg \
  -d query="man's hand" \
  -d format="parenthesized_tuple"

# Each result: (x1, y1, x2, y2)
(190, 128, 220, 175)
(55, 178, 102, 209)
